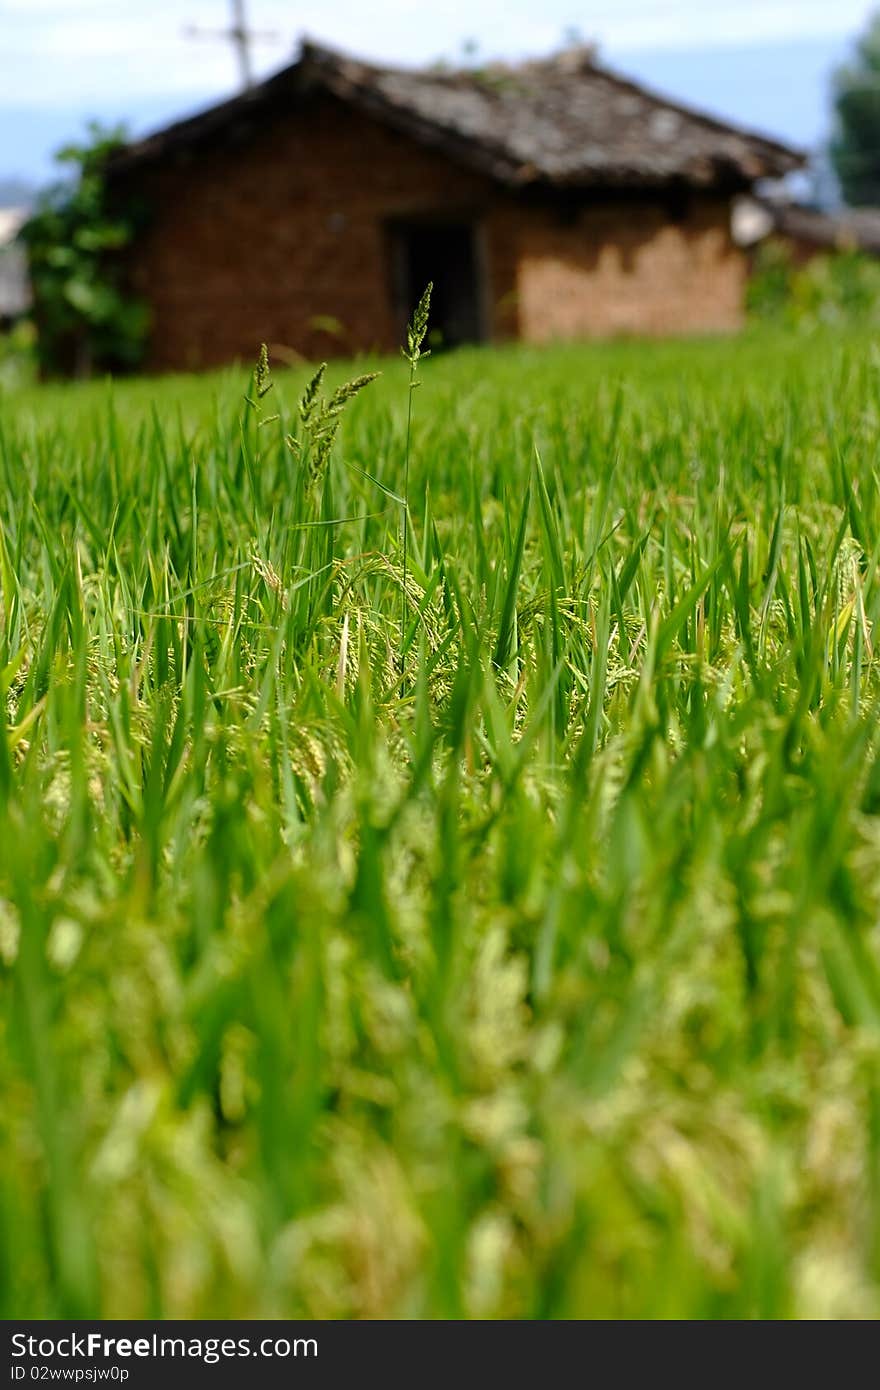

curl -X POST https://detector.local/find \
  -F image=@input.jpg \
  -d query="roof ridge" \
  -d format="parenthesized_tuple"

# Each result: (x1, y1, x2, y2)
(301, 37, 805, 158)
(299, 37, 515, 90)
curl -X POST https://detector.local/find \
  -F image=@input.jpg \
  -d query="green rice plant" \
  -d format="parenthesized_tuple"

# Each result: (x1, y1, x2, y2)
(3, 325, 880, 1318)
(285, 359, 380, 496)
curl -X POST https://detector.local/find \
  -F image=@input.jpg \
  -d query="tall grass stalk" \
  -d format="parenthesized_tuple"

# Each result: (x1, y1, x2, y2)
(401, 282, 432, 660)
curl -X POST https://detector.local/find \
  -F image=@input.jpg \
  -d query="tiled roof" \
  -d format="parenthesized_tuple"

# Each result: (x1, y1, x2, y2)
(108, 39, 804, 189)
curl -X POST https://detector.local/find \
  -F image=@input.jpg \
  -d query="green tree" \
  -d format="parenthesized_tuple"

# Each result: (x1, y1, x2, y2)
(832, 11, 880, 206)
(20, 123, 148, 378)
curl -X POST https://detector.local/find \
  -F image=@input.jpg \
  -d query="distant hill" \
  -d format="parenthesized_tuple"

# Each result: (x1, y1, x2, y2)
(0, 177, 35, 210)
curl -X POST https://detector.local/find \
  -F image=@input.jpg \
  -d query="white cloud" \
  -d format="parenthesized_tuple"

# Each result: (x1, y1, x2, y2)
(577, 1, 875, 51)
(0, 0, 876, 109)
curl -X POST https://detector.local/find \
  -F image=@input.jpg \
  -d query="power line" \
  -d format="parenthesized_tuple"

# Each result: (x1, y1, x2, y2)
(184, 0, 281, 91)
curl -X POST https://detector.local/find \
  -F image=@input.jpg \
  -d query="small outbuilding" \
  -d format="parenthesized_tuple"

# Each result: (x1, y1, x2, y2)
(0, 207, 31, 329)
(733, 195, 880, 265)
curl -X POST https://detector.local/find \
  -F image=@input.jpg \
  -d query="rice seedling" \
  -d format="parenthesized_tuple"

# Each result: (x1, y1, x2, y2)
(3, 324, 880, 1317)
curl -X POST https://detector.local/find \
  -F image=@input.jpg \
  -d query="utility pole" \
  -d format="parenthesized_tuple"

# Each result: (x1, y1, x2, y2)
(185, 0, 279, 91)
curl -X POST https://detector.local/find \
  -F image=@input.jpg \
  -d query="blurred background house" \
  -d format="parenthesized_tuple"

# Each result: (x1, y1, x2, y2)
(8, 3, 880, 375)
(102, 40, 802, 370)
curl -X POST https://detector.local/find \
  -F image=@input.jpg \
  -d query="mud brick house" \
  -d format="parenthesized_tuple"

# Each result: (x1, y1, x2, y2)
(104, 40, 803, 370)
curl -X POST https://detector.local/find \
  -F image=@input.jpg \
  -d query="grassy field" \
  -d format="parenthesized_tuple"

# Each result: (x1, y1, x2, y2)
(4, 325, 880, 1319)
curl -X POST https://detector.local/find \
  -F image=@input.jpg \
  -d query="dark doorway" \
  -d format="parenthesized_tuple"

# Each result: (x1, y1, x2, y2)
(388, 220, 485, 349)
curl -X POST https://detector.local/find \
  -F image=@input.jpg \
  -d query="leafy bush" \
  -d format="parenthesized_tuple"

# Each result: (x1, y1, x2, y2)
(745, 241, 795, 320)
(747, 238, 880, 328)
(19, 123, 148, 378)
(0, 319, 36, 393)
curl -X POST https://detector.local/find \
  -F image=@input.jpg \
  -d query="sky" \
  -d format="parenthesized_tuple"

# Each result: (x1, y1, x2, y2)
(1, 0, 878, 191)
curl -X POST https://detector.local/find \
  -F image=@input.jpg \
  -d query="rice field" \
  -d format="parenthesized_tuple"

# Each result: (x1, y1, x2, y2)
(4, 325, 880, 1319)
